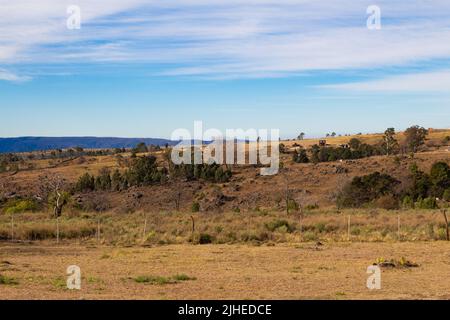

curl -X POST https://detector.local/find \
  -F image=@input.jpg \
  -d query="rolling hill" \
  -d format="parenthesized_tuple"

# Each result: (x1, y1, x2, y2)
(0, 137, 176, 153)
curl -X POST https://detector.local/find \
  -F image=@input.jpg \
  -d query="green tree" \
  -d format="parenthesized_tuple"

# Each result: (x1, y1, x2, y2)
(111, 169, 123, 191)
(337, 172, 400, 208)
(406, 163, 431, 201)
(429, 162, 450, 198)
(382, 127, 399, 155)
(404, 125, 428, 153)
(75, 173, 95, 192)
(95, 168, 112, 191)
(127, 155, 162, 186)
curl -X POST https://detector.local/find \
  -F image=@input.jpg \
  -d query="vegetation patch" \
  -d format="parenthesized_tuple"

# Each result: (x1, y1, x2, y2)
(172, 274, 197, 281)
(265, 219, 295, 233)
(0, 275, 18, 285)
(373, 257, 419, 269)
(3, 199, 39, 214)
(133, 274, 196, 285)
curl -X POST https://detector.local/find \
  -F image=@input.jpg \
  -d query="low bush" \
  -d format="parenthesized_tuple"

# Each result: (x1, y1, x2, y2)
(265, 220, 295, 233)
(0, 275, 18, 285)
(415, 197, 438, 209)
(191, 202, 200, 213)
(374, 195, 400, 210)
(198, 233, 213, 244)
(3, 199, 38, 214)
(133, 275, 175, 285)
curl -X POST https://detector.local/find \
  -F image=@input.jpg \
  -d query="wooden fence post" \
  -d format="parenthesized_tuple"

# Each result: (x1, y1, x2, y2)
(97, 218, 101, 243)
(142, 214, 147, 242)
(11, 214, 14, 242)
(442, 209, 449, 241)
(347, 215, 351, 241)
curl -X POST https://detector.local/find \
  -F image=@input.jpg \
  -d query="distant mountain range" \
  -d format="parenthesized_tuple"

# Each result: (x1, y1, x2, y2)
(0, 137, 177, 153)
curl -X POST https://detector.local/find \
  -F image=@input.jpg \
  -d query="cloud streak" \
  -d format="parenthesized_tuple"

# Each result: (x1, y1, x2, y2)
(319, 70, 450, 93)
(0, 68, 30, 82)
(1, 0, 450, 81)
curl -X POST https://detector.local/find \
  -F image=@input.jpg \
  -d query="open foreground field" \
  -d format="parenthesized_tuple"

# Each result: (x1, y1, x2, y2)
(1, 242, 450, 300)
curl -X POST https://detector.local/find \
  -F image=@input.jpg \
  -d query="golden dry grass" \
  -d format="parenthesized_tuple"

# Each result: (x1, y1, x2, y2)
(1, 209, 449, 244)
(1, 242, 450, 300)
(282, 128, 450, 148)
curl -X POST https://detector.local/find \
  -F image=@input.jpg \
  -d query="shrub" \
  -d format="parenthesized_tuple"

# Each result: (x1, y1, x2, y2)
(133, 275, 174, 285)
(198, 233, 213, 244)
(443, 189, 450, 202)
(286, 199, 299, 213)
(402, 196, 414, 209)
(265, 220, 295, 233)
(302, 231, 318, 241)
(111, 169, 124, 191)
(292, 149, 309, 163)
(310, 142, 383, 163)
(172, 163, 232, 183)
(95, 168, 112, 191)
(133, 142, 148, 154)
(416, 197, 438, 209)
(437, 228, 448, 240)
(374, 195, 400, 210)
(314, 222, 326, 233)
(0, 275, 18, 285)
(348, 138, 362, 150)
(127, 155, 164, 186)
(4, 199, 38, 214)
(75, 173, 95, 192)
(305, 204, 319, 210)
(172, 274, 196, 281)
(191, 202, 200, 213)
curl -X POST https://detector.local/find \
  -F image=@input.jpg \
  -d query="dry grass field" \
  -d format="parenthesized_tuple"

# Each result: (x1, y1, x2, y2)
(1, 242, 450, 300)
(1, 209, 449, 244)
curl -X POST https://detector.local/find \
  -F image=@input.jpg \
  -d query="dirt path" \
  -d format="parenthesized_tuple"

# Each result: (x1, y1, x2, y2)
(0, 242, 449, 299)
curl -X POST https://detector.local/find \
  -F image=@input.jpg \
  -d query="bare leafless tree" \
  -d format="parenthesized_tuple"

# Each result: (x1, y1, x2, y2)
(38, 173, 68, 218)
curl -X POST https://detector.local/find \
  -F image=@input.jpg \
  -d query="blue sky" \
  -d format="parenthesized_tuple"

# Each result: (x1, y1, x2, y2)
(1, 0, 450, 139)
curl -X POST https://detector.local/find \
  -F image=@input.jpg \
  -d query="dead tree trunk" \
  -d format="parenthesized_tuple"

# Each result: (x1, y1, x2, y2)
(53, 190, 63, 218)
(284, 174, 291, 215)
(190, 215, 195, 235)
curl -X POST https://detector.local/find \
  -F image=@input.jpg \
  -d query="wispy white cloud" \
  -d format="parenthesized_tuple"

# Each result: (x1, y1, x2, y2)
(0, 68, 31, 82)
(1, 0, 450, 79)
(319, 70, 450, 93)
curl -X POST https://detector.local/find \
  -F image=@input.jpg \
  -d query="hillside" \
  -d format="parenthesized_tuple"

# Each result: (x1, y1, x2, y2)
(1, 128, 449, 214)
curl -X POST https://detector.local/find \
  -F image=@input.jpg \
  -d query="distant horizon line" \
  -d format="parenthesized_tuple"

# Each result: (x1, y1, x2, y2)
(1, 125, 449, 141)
